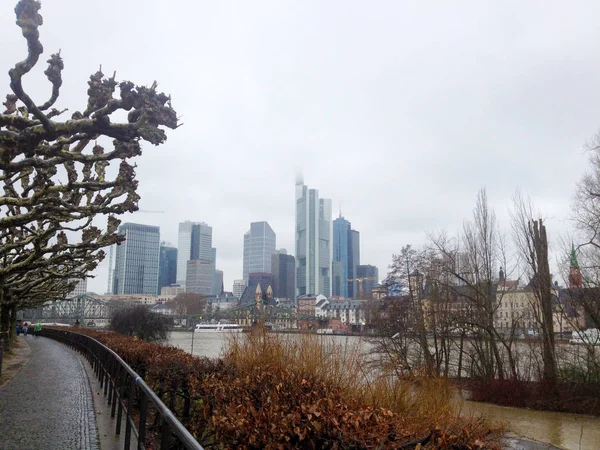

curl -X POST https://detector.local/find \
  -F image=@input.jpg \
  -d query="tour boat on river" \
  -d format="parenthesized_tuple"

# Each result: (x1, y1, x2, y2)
(194, 322, 243, 333)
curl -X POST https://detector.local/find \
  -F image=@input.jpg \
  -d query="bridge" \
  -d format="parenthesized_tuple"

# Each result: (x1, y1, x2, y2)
(22, 294, 115, 326)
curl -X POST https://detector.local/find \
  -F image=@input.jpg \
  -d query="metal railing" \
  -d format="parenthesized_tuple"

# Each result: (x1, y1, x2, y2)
(42, 328, 204, 450)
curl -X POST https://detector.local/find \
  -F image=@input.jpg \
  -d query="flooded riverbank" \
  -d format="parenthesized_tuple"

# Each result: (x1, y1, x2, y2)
(167, 332, 600, 449)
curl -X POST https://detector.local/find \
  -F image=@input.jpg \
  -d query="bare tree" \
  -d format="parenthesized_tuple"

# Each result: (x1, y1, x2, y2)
(0, 0, 178, 347)
(511, 191, 557, 389)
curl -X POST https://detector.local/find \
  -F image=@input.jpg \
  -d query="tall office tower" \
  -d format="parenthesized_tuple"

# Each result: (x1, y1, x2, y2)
(232, 279, 247, 298)
(106, 244, 115, 294)
(242, 221, 276, 281)
(332, 215, 360, 298)
(348, 229, 360, 298)
(272, 250, 296, 300)
(158, 243, 178, 294)
(176, 221, 213, 286)
(186, 259, 215, 295)
(112, 223, 160, 295)
(295, 177, 332, 297)
(213, 269, 224, 295)
(356, 265, 379, 298)
(332, 216, 350, 298)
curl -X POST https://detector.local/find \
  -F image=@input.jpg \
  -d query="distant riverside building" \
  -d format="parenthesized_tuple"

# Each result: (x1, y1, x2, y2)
(160, 284, 185, 296)
(232, 279, 247, 298)
(158, 243, 177, 295)
(213, 269, 224, 296)
(295, 177, 332, 297)
(176, 221, 212, 286)
(332, 215, 360, 298)
(355, 265, 379, 298)
(67, 278, 87, 298)
(243, 221, 276, 281)
(272, 250, 295, 300)
(186, 259, 215, 295)
(112, 223, 160, 295)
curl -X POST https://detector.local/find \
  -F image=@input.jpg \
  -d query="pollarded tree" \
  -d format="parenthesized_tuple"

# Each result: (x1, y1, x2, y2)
(0, 0, 178, 344)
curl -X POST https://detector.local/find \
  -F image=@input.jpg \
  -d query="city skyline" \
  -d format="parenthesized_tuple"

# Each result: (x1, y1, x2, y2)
(35, 1, 600, 296)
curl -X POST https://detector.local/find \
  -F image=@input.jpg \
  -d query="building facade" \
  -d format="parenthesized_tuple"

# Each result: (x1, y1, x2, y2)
(213, 269, 224, 296)
(272, 251, 296, 300)
(112, 223, 160, 295)
(176, 221, 212, 286)
(332, 216, 360, 298)
(243, 221, 276, 281)
(355, 265, 379, 298)
(67, 278, 88, 298)
(185, 259, 215, 295)
(295, 178, 332, 297)
(232, 279, 247, 298)
(158, 244, 177, 295)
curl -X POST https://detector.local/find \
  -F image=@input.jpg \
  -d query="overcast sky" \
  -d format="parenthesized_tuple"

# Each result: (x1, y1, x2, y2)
(2, 0, 600, 294)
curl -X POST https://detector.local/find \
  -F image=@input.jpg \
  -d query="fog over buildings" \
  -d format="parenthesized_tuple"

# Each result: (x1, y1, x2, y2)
(4, 1, 600, 293)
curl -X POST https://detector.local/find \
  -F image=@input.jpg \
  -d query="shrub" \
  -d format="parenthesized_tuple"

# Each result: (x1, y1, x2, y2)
(109, 305, 170, 342)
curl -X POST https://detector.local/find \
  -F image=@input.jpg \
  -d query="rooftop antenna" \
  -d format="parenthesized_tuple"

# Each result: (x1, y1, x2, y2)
(339, 202, 342, 218)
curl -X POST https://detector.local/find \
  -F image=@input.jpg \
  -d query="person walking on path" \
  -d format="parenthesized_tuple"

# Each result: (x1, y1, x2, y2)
(22, 323, 28, 337)
(33, 321, 42, 337)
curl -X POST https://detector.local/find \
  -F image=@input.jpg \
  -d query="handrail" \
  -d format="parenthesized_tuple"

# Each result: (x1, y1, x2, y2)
(41, 328, 204, 450)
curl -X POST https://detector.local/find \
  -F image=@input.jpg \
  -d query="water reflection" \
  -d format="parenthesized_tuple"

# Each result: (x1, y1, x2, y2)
(167, 332, 600, 449)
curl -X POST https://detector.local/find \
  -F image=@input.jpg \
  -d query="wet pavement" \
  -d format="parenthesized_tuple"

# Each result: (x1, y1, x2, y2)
(0, 336, 99, 450)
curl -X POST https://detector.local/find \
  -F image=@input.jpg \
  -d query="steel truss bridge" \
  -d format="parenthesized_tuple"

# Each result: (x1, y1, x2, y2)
(23, 294, 115, 325)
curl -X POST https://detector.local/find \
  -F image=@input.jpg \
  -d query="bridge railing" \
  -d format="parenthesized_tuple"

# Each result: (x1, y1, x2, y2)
(42, 328, 204, 450)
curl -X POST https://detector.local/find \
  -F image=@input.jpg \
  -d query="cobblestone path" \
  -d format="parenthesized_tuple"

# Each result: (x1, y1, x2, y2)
(0, 336, 99, 450)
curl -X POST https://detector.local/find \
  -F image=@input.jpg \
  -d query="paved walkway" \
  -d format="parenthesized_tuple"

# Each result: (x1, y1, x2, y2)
(0, 336, 99, 450)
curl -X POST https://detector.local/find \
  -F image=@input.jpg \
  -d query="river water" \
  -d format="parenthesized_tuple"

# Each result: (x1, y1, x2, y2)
(167, 332, 600, 449)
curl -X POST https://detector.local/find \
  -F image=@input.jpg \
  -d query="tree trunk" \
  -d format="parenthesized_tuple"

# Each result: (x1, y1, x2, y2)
(9, 304, 17, 341)
(532, 220, 557, 390)
(1, 303, 10, 352)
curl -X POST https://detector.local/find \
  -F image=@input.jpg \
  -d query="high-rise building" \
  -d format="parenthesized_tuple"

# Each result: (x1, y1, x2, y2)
(232, 279, 247, 298)
(356, 265, 379, 298)
(213, 269, 224, 295)
(112, 223, 160, 295)
(176, 221, 212, 286)
(158, 243, 177, 294)
(295, 177, 332, 297)
(272, 250, 295, 300)
(243, 222, 276, 281)
(186, 259, 215, 295)
(348, 230, 360, 297)
(332, 216, 360, 298)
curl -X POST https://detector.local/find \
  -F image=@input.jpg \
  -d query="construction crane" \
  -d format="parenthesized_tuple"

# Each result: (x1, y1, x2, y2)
(348, 276, 379, 299)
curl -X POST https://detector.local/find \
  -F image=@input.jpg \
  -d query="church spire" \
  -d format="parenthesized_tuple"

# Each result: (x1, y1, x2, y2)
(570, 243, 579, 269)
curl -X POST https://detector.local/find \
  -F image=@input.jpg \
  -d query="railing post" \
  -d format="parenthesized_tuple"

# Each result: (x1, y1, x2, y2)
(116, 370, 127, 435)
(138, 389, 148, 450)
(124, 376, 136, 450)
(160, 418, 172, 450)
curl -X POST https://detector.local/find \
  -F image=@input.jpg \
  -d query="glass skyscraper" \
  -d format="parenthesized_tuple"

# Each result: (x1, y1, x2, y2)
(176, 221, 212, 286)
(356, 264, 379, 298)
(112, 223, 160, 295)
(243, 221, 276, 281)
(272, 250, 296, 300)
(332, 215, 360, 298)
(295, 177, 332, 298)
(158, 244, 177, 294)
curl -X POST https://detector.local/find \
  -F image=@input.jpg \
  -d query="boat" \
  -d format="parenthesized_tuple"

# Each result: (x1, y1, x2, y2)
(316, 328, 334, 335)
(194, 322, 243, 333)
(569, 328, 600, 346)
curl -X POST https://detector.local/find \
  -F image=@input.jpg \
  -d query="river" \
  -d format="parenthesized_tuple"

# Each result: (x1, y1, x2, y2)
(167, 331, 600, 449)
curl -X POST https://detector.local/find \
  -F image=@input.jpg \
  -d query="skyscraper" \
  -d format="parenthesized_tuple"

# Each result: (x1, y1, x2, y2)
(158, 243, 177, 294)
(213, 269, 224, 295)
(272, 250, 296, 300)
(295, 177, 332, 297)
(332, 215, 360, 298)
(356, 265, 379, 298)
(348, 229, 360, 298)
(112, 223, 160, 295)
(176, 221, 212, 286)
(243, 221, 276, 281)
(186, 259, 215, 295)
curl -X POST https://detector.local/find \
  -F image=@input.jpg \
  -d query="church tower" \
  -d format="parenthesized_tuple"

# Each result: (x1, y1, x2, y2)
(569, 244, 583, 289)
